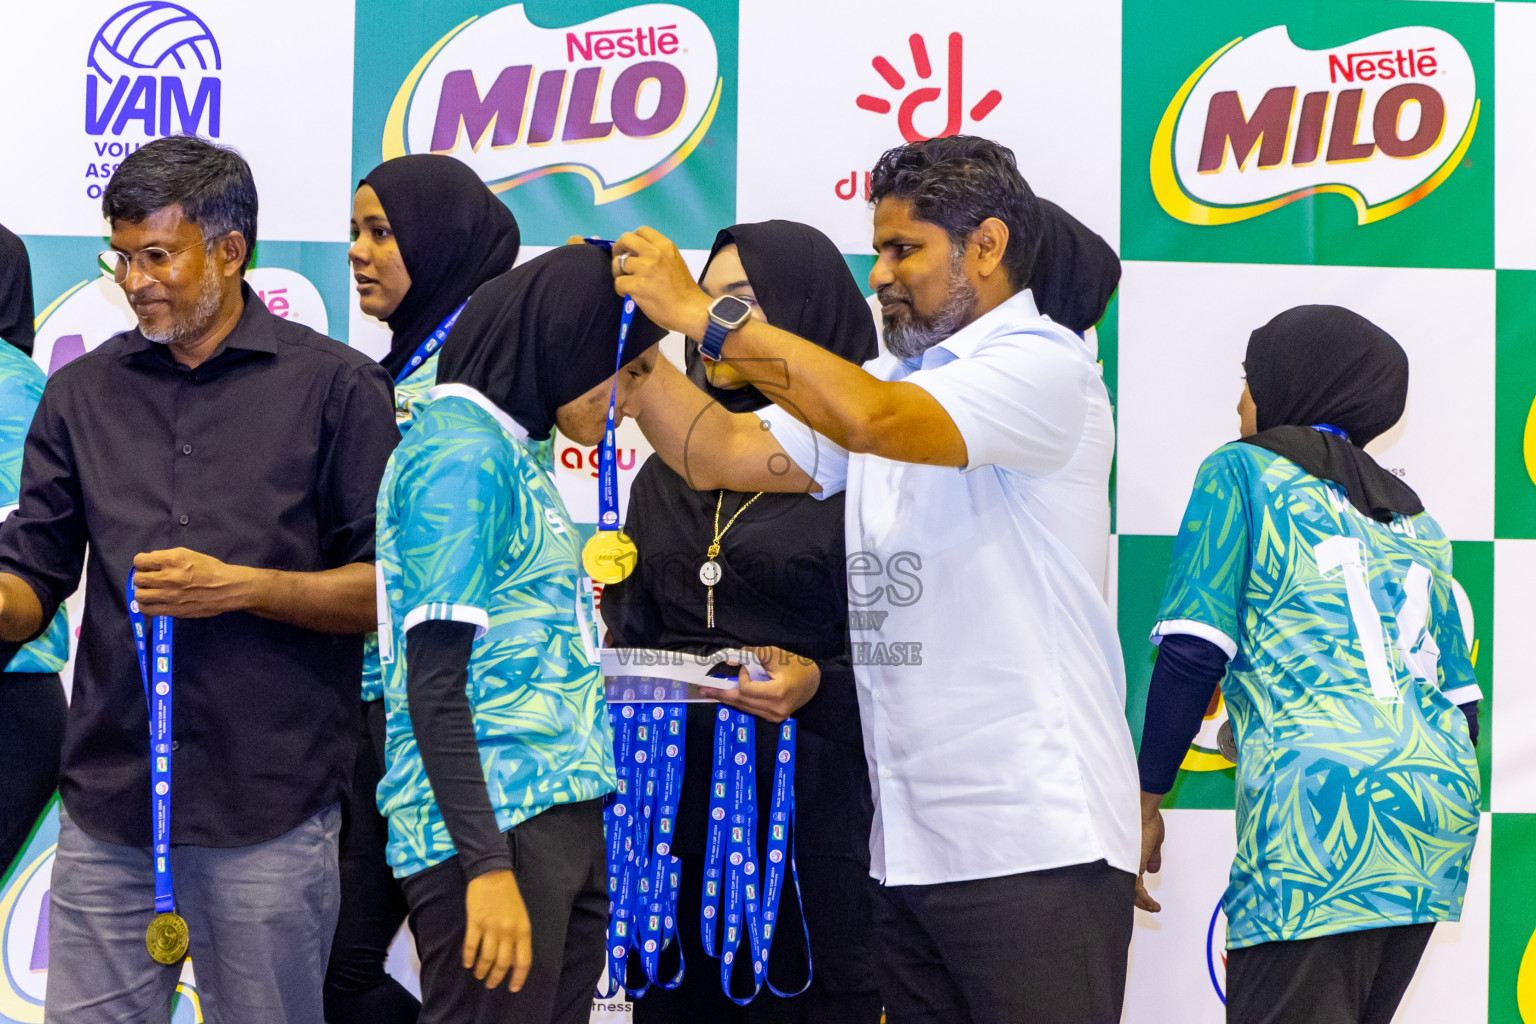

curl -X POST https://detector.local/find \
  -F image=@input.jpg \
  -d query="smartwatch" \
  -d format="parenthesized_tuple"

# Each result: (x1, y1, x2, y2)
(699, 295, 753, 361)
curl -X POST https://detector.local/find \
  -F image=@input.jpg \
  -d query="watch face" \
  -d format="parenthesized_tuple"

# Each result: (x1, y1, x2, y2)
(711, 295, 753, 328)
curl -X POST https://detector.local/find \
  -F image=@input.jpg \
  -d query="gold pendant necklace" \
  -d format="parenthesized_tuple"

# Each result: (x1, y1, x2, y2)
(701, 489, 763, 627)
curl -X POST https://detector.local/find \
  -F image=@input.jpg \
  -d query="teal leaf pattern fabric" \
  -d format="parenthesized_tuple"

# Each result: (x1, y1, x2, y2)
(0, 343, 67, 672)
(373, 392, 616, 878)
(1156, 444, 1480, 949)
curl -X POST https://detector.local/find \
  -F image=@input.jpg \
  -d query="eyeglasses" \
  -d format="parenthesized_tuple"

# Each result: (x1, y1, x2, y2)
(97, 241, 205, 282)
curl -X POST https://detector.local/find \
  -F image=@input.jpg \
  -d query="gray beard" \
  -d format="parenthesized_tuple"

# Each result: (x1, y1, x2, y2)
(140, 257, 223, 344)
(882, 254, 980, 360)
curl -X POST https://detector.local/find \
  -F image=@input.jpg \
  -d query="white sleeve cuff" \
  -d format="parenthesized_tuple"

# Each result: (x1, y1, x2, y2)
(402, 603, 490, 640)
(1151, 619, 1237, 660)
(1441, 683, 1483, 706)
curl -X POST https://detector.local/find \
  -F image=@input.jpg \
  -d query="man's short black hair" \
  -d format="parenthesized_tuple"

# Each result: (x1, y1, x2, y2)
(869, 135, 1041, 291)
(102, 135, 258, 270)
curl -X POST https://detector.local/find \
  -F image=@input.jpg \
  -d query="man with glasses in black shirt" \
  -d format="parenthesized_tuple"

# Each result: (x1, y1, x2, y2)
(0, 136, 398, 1024)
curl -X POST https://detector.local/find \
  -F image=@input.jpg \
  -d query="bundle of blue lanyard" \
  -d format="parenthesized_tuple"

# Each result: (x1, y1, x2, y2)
(599, 703, 811, 1004)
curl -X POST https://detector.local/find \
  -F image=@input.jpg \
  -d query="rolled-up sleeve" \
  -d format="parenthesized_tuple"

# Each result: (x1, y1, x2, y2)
(0, 381, 86, 631)
(317, 361, 398, 567)
(905, 332, 1091, 476)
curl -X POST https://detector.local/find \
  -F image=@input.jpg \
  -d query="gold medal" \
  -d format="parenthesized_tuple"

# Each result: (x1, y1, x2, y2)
(583, 530, 638, 584)
(146, 911, 189, 965)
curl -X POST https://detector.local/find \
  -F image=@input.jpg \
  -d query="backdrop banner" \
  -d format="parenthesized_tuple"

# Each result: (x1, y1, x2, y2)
(1, 1, 1531, 1022)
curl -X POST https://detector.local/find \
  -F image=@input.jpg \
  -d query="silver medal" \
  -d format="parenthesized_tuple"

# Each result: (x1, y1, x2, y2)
(699, 560, 722, 587)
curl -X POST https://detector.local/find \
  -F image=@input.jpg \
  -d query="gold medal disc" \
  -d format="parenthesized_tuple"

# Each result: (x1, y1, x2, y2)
(146, 911, 189, 965)
(582, 530, 638, 584)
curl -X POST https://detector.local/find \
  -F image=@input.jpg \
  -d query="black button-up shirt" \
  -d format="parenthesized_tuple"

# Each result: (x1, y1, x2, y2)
(0, 286, 398, 846)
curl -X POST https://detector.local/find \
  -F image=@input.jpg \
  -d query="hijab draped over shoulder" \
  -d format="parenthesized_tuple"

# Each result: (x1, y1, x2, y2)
(360, 154, 522, 378)
(1241, 304, 1422, 522)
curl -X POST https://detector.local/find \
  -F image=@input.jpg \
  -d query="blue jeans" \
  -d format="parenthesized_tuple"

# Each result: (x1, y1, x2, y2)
(44, 803, 342, 1024)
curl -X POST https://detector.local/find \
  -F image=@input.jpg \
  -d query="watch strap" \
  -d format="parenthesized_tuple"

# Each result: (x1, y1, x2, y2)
(700, 319, 729, 361)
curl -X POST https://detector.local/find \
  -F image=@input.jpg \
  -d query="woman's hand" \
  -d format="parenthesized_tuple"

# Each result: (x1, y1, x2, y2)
(699, 646, 821, 722)
(463, 869, 533, 991)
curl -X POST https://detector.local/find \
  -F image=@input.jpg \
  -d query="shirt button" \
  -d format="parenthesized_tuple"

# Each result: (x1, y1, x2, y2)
(880, 768, 893, 779)
(182, 444, 192, 455)
(178, 514, 189, 526)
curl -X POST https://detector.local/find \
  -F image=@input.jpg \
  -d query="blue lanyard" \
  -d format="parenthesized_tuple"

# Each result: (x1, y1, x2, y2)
(637, 704, 686, 990)
(761, 720, 810, 997)
(581, 238, 635, 533)
(1312, 423, 1350, 441)
(126, 570, 176, 915)
(394, 299, 468, 385)
(599, 703, 638, 999)
(719, 713, 765, 1004)
(701, 706, 733, 955)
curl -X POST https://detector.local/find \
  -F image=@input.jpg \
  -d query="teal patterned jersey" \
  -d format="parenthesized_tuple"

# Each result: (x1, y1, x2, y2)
(373, 386, 616, 878)
(1154, 443, 1481, 950)
(361, 360, 553, 703)
(0, 344, 67, 672)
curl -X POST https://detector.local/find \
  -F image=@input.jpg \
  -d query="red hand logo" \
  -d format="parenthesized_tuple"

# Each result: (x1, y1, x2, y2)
(856, 33, 1002, 143)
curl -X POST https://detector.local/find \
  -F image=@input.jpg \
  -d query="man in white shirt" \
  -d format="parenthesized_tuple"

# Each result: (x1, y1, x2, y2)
(612, 136, 1139, 1023)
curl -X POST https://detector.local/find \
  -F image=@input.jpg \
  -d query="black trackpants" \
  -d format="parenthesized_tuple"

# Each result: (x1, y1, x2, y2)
(1225, 923, 1436, 1024)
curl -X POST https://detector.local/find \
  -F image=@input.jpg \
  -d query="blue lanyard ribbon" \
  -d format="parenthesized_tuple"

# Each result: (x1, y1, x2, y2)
(394, 299, 468, 385)
(1312, 423, 1350, 441)
(582, 238, 635, 533)
(126, 570, 176, 915)
(599, 700, 688, 998)
(701, 711, 809, 1003)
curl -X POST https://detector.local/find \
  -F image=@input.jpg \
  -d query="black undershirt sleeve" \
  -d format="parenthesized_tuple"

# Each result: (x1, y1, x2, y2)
(1137, 633, 1230, 795)
(405, 619, 510, 880)
(1460, 700, 1480, 747)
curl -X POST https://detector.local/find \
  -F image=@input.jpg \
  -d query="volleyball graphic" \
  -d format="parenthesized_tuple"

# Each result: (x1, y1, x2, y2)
(87, 2, 220, 82)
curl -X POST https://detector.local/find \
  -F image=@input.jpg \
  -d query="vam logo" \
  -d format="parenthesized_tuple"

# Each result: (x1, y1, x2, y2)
(384, 3, 720, 205)
(1205, 900, 1228, 1004)
(83, 2, 222, 199)
(1181, 689, 1236, 773)
(31, 269, 328, 378)
(1151, 26, 1478, 226)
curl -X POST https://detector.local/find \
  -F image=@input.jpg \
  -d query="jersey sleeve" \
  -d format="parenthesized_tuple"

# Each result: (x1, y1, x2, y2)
(760, 407, 848, 499)
(392, 418, 514, 638)
(1151, 449, 1251, 658)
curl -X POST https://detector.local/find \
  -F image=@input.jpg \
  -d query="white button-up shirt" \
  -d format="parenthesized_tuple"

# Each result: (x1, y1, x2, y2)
(765, 288, 1139, 886)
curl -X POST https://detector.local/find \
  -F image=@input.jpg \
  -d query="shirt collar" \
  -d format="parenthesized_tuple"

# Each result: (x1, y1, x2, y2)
(427, 383, 530, 441)
(121, 281, 281, 362)
(920, 288, 1048, 368)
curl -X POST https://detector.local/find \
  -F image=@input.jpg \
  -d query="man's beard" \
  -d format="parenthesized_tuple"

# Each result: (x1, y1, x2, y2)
(881, 248, 979, 360)
(139, 254, 223, 344)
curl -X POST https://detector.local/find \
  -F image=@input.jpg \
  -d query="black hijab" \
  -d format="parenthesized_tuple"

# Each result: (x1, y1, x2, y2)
(0, 224, 35, 354)
(1241, 304, 1422, 522)
(360, 154, 521, 378)
(436, 243, 664, 440)
(1028, 199, 1121, 334)
(685, 220, 879, 413)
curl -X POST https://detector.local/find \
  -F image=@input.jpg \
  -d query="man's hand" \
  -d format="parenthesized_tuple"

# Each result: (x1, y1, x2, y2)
(699, 647, 821, 723)
(611, 227, 712, 341)
(132, 548, 254, 619)
(463, 869, 533, 992)
(1136, 791, 1166, 913)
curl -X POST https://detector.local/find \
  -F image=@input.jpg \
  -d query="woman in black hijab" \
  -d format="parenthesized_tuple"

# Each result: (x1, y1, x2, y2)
(329, 155, 520, 1024)
(1136, 305, 1480, 1024)
(602, 221, 882, 1024)
(377, 244, 666, 1024)
(350, 153, 522, 425)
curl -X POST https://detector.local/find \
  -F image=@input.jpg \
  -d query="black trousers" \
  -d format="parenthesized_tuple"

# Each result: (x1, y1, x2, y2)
(0, 672, 65, 871)
(873, 859, 1134, 1024)
(1225, 923, 1436, 1024)
(400, 798, 609, 1024)
(324, 700, 420, 1024)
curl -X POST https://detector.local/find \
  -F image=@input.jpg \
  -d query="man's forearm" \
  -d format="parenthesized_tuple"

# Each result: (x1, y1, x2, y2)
(239, 561, 377, 633)
(0, 572, 44, 643)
